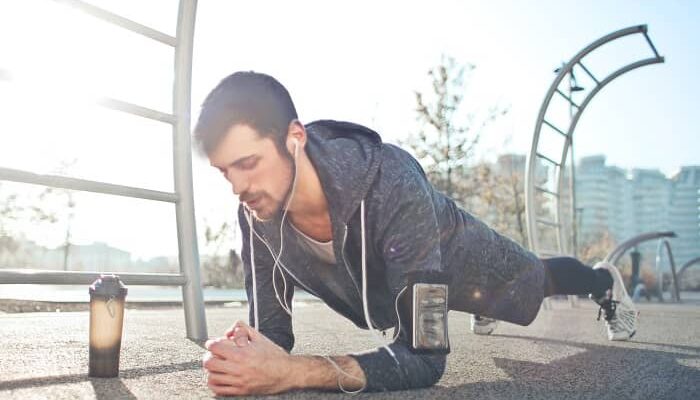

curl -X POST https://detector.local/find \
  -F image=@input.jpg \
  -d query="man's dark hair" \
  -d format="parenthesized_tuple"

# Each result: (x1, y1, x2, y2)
(194, 71, 298, 155)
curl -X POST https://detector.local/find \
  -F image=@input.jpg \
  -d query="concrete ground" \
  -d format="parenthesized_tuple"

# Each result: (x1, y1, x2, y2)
(1, 300, 699, 399)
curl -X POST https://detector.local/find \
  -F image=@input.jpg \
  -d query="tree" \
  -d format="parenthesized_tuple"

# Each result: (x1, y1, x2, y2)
(28, 161, 78, 270)
(31, 187, 76, 270)
(578, 229, 617, 266)
(400, 56, 537, 246)
(490, 155, 528, 246)
(0, 183, 22, 255)
(402, 55, 508, 206)
(454, 157, 529, 247)
(0, 161, 78, 270)
(201, 219, 243, 288)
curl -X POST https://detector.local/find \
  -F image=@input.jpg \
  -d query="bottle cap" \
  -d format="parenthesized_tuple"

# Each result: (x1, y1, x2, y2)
(89, 275, 128, 299)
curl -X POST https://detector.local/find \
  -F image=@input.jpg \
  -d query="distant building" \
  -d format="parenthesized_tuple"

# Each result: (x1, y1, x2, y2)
(495, 154, 526, 176)
(631, 168, 673, 236)
(575, 155, 700, 267)
(669, 167, 700, 268)
(1, 238, 137, 272)
(577, 155, 615, 240)
(0, 236, 48, 269)
(67, 242, 132, 272)
(576, 156, 635, 243)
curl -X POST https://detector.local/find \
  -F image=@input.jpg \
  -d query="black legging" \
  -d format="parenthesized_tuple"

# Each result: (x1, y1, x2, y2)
(542, 257, 612, 299)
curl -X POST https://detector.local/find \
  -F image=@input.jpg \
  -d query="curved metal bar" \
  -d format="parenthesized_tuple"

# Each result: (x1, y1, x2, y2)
(604, 231, 676, 265)
(561, 57, 666, 152)
(525, 25, 651, 252)
(656, 239, 681, 302)
(554, 57, 666, 244)
(678, 256, 700, 283)
(173, 0, 207, 342)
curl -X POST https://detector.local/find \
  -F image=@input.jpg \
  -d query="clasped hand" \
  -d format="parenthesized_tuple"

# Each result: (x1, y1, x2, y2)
(202, 320, 295, 396)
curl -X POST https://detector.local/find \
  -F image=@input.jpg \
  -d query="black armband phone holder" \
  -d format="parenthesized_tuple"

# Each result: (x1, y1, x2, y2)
(401, 270, 451, 355)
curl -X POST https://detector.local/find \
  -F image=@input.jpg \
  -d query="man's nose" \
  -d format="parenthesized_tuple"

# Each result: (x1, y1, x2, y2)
(226, 171, 249, 196)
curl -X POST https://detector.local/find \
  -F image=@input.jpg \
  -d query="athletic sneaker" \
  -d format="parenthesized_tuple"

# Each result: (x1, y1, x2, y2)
(590, 262, 639, 341)
(470, 314, 498, 335)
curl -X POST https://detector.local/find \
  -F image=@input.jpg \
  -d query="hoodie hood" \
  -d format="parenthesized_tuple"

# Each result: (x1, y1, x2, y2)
(304, 120, 383, 224)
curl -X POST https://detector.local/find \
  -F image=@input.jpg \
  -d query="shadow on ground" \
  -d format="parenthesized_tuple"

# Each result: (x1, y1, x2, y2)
(2, 335, 699, 399)
(1, 360, 200, 398)
(378, 334, 700, 400)
(243, 334, 700, 400)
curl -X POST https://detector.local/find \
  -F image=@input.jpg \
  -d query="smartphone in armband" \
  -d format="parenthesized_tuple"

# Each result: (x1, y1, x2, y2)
(403, 271, 450, 355)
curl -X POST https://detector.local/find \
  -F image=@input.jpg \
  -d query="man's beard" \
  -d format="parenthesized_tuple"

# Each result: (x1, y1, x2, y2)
(248, 157, 296, 222)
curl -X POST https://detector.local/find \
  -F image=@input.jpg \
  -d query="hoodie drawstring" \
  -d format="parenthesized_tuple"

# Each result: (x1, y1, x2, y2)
(246, 209, 260, 329)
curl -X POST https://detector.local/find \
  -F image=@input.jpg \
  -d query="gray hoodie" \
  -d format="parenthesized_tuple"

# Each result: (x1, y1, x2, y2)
(238, 120, 545, 392)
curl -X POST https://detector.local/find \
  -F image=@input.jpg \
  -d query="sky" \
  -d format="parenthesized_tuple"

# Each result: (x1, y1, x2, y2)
(0, 0, 698, 260)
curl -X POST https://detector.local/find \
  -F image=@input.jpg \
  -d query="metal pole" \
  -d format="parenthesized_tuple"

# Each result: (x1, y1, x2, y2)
(173, 0, 207, 341)
(655, 239, 681, 303)
(630, 248, 641, 291)
(53, 0, 177, 46)
(0, 269, 187, 285)
(567, 74, 580, 308)
(568, 75, 578, 259)
(0, 167, 178, 203)
(655, 240, 665, 302)
(662, 240, 681, 302)
(567, 148, 580, 307)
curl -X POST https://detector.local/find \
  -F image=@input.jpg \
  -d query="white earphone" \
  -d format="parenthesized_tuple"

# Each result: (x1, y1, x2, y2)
(291, 138, 299, 159)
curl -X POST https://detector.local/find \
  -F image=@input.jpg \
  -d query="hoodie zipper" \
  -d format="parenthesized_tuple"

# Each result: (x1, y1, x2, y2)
(340, 224, 363, 298)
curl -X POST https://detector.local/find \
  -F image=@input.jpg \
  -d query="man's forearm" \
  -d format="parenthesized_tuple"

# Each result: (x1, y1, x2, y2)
(287, 355, 366, 392)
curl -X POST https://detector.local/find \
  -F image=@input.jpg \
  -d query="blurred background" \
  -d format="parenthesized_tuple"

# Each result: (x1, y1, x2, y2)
(0, 0, 698, 302)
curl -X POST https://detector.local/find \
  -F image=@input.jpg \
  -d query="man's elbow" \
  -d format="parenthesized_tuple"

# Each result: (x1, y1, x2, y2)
(412, 355, 447, 389)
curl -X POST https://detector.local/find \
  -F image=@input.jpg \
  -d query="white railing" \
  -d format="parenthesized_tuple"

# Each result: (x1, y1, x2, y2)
(0, 0, 207, 341)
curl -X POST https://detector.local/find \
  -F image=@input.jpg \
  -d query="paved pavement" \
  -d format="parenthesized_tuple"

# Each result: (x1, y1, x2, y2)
(1, 300, 699, 399)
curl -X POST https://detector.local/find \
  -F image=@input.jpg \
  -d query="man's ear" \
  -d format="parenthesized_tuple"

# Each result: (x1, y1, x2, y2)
(286, 120, 306, 154)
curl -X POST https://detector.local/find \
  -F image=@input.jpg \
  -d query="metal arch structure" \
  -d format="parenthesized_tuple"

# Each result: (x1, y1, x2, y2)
(604, 231, 676, 265)
(655, 239, 681, 302)
(0, 0, 207, 341)
(602, 231, 682, 303)
(525, 25, 665, 261)
(678, 256, 700, 285)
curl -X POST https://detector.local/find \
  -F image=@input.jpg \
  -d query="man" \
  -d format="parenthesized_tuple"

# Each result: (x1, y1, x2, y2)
(196, 71, 638, 395)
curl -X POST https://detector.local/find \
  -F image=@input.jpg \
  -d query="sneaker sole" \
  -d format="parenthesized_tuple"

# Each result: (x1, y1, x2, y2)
(609, 311, 640, 341)
(610, 329, 636, 341)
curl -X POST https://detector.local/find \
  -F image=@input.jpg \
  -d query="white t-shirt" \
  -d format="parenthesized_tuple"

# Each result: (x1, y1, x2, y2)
(290, 223, 337, 264)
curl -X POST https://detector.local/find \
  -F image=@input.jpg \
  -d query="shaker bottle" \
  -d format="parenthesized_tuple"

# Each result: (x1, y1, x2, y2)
(88, 274, 128, 377)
